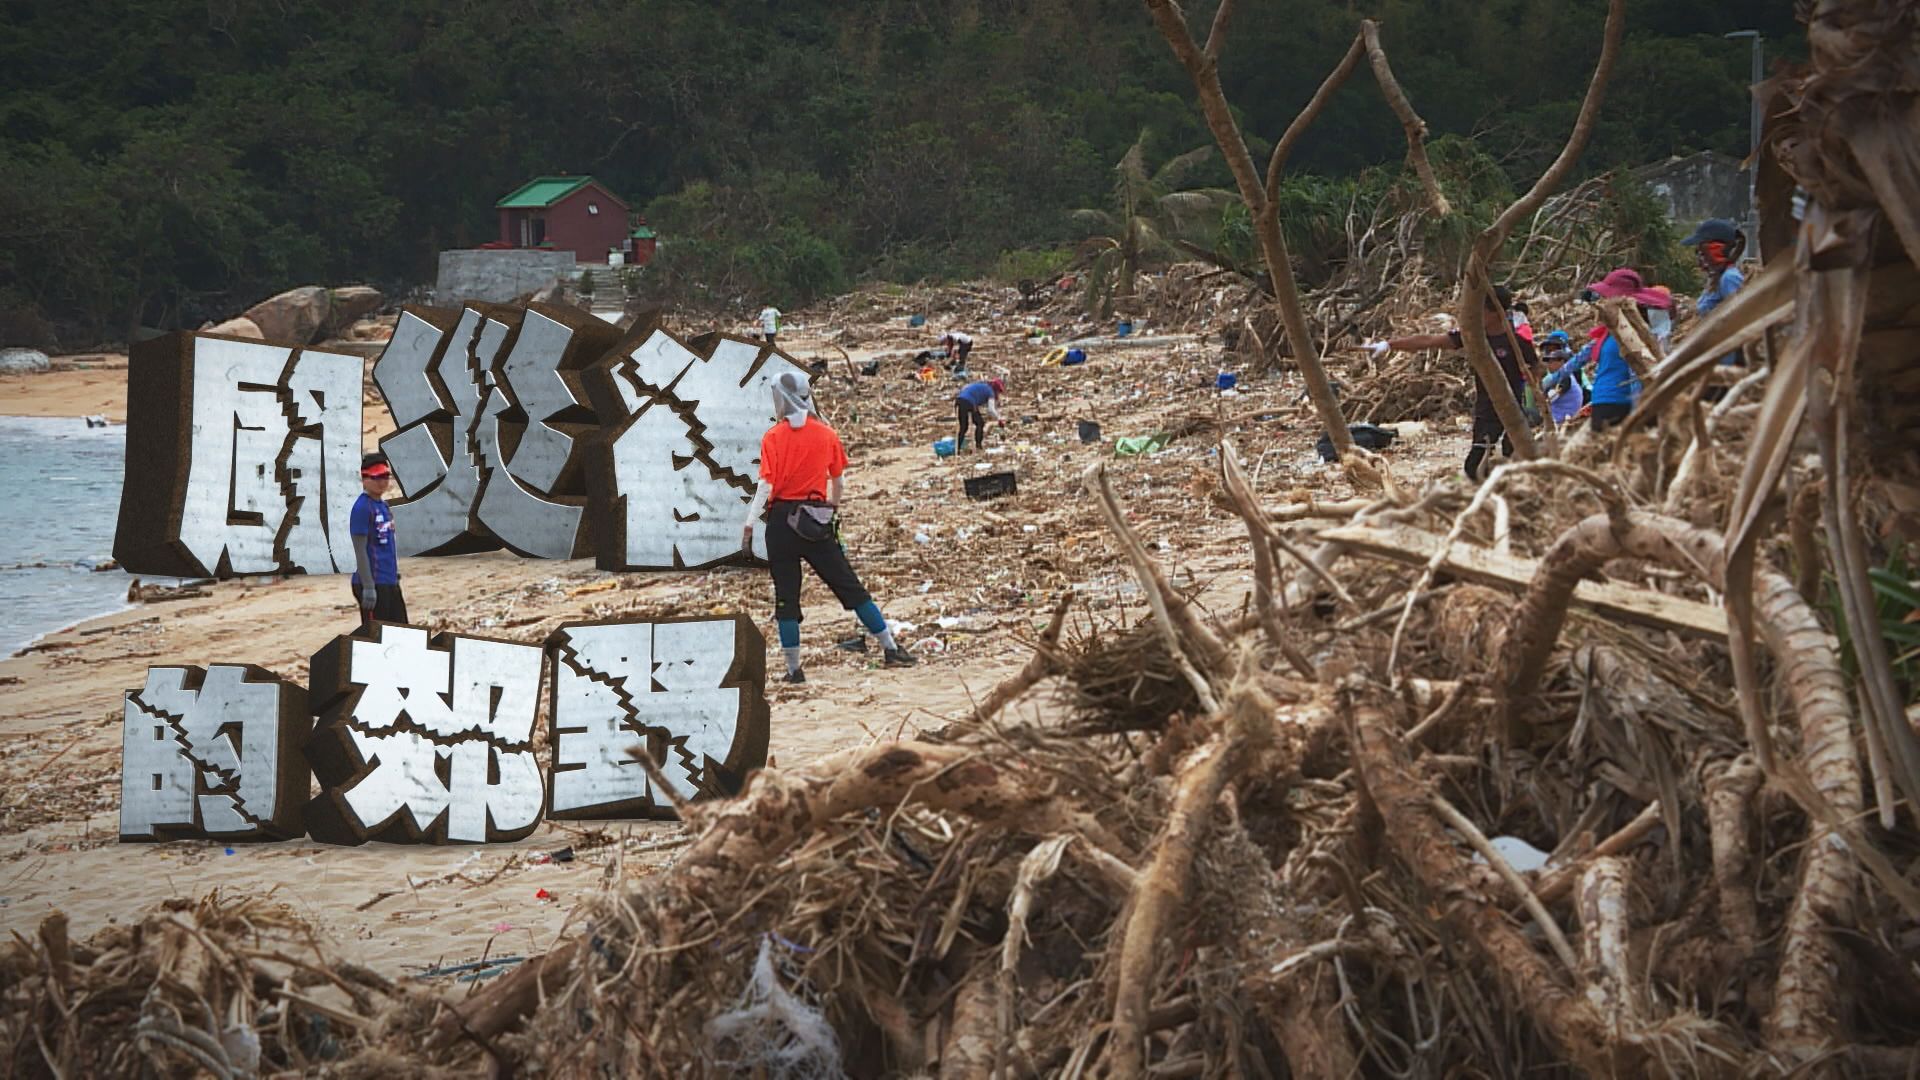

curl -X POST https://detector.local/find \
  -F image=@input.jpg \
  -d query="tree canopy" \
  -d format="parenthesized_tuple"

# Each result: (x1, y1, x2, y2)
(0, 0, 1800, 347)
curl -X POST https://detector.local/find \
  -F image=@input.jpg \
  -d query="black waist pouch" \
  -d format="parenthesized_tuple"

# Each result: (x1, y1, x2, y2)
(785, 502, 837, 542)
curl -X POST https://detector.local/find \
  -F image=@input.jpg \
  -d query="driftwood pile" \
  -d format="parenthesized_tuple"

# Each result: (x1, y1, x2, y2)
(6, 4, 1920, 1076)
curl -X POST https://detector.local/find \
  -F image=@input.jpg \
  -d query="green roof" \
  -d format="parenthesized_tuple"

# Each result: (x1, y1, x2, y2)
(496, 175, 596, 209)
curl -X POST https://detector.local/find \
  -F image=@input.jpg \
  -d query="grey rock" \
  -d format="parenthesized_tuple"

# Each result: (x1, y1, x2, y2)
(0, 348, 51, 374)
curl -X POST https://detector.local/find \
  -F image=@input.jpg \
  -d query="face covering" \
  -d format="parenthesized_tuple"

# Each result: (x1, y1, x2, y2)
(771, 371, 816, 429)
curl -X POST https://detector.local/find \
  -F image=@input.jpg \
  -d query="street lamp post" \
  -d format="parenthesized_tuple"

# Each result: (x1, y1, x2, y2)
(1725, 30, 1763, 244)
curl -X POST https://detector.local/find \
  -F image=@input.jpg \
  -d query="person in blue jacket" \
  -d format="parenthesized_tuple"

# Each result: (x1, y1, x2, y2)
(1579, 268, 1673, 432)
(953, 377, 1004, 452)
(1683, 217, 1749, 368)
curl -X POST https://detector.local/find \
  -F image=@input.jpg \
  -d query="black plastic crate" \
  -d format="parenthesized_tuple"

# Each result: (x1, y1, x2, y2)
(964, 471, 1018, 500)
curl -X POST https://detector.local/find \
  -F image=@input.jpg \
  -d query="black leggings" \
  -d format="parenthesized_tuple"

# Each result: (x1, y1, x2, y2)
(1589, 402, 1632, 432)
(765, 502, 873, 623)
(1464, 416, 1512, 482)
(956, 400, 989, 449)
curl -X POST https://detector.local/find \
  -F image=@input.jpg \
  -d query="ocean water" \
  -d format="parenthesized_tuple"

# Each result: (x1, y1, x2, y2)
(0, 416, 139, 652)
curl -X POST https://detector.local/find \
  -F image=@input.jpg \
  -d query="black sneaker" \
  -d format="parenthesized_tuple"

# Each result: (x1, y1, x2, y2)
(883, 648, 917, 668)
(834, 635, 869, 654)
(783, 669, 807, 684)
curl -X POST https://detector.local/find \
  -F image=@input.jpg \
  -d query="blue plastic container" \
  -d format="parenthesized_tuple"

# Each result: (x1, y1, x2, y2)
(909, 314, 927, 327)
(1115, 320, 1133, 337)
(1216, 372, 1237, 391)
(1062, 348, 1088, 366)
(933, 437, 957, 457)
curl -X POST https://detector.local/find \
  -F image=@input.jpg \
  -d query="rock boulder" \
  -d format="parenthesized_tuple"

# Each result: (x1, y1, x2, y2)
(0, 348, 51, 375)
(244, 286, 330, 344)
(320, 285, 384, 340)
(203, 316, 266, 340)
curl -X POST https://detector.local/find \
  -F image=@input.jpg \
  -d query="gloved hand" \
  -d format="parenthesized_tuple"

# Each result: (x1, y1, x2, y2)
(1362, 340, 1390, 358)
(359, 585, 377, 610)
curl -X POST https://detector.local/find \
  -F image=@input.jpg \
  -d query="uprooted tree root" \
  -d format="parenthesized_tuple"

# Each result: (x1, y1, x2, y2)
(367, 441, 1908, 1078)
(9, 431, 1920, 1076)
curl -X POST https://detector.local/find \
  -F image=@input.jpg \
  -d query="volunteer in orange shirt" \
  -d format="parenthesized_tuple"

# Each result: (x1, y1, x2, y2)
(741, 371, 916, 683)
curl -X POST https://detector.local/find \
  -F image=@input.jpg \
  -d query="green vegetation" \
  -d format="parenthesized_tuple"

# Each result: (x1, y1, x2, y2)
(1072, 133, 1232, 316)
(0, 0, 1800, 347)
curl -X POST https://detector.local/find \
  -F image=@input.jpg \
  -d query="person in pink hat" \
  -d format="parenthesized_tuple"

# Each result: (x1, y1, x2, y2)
(1577, 268, 1673, 431)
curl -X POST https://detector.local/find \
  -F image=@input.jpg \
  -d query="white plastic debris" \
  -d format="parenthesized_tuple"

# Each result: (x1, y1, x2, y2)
(1481, 835, 1551, 873)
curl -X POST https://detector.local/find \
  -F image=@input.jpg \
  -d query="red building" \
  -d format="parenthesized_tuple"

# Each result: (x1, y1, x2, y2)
(494, 176, 653, 265)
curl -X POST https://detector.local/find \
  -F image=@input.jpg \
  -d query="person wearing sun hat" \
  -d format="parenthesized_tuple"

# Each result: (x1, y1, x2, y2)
(1682, 217, 1748, 367)
(350, 452, 406, 631)
(741, 370, 916, 683)
(1578, 267, 1673, 431)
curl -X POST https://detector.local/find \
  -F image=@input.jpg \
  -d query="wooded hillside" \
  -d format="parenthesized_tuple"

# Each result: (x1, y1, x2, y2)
(0, 0, 1799, 346)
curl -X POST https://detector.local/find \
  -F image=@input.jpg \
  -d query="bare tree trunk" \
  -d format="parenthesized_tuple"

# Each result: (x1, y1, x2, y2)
(1142, 0, 1352, 459)
(1360, 20, 1450, 217)
(1457, 0, 1627, 462)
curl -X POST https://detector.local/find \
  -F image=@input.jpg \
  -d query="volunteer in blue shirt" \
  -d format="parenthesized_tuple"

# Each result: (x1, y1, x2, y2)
(1578, 268, 1673, 432)
(954, 377, 1005, 452)
(1682, 218, 1748, 366)
(351, 453, 406, 631)
(1537, 331, 1586, 426)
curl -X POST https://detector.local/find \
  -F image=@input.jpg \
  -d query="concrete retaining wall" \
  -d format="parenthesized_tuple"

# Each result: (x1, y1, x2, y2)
(434, 249, 579, 305)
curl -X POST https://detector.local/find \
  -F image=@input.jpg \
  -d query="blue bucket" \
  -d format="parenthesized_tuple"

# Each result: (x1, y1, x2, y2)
(933, 437, 957, 457)
(1216, 372, 1237, 391)
(1062, 348, 1088, 366)
(1115, 320, 1133, 337)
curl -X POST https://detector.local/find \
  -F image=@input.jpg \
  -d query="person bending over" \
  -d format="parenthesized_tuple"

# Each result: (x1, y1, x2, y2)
(953, 377, 1004, 452)
(742, 372, 915, 683)
(939, 329, 973, 371)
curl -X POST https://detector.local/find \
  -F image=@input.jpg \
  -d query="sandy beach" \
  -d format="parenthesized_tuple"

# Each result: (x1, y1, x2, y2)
(0, 320, 1468, 982)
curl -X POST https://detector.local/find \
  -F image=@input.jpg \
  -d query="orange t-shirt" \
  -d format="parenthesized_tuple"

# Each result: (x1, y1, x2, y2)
(759, 417, 848, 502)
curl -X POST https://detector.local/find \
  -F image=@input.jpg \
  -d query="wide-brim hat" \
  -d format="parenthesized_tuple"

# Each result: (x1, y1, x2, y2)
(1586, 268, 1672, 309)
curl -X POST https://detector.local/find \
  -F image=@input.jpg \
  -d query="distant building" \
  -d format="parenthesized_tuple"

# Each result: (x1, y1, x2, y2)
(493, 176, 653, 266)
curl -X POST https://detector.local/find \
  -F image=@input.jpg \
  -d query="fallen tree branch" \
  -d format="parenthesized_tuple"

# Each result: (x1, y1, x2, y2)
(1491, 510, 1866, 1059)
(970, 592, 1076, 725)
(1086, 462, 1225, 713)
(1106, 675, 1273, 1080)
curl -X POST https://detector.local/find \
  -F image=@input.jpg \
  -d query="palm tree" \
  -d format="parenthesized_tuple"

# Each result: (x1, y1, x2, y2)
(1071, 131, 1234, 317)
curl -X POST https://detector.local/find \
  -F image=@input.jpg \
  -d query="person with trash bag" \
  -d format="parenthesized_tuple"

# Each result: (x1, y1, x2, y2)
(1361, 284, 1536, 482)
(953, 377, 1005, 452)
(1574, 267, 1673, 431)
(1537, 330, 1587, 426)
(741, 371, 916, 683)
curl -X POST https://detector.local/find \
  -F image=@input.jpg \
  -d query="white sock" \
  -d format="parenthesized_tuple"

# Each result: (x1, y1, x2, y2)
(875, 628, 898, 652)
(783, 646, 802, 674)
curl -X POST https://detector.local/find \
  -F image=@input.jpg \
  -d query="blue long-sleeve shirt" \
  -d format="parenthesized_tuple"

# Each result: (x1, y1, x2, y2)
(1585, 336, 1639, 407)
